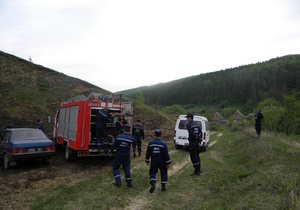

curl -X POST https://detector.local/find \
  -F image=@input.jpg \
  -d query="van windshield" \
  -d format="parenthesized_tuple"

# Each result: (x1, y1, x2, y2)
(178, 120, 202, 130)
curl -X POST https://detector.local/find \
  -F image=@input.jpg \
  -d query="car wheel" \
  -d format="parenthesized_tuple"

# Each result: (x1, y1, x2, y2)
(4, 154, 11, 169)
(65, 144, 76, 161)
(41, 158, 50, 165)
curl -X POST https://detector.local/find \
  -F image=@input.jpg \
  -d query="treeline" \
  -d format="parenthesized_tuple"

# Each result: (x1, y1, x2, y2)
(257, 94, 300, 135)
(121, 55, 300, 113)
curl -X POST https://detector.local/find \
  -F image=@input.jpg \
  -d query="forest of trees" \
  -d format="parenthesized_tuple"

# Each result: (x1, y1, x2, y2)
(256, 94, 300, 135)
(121, 55, 300, 114)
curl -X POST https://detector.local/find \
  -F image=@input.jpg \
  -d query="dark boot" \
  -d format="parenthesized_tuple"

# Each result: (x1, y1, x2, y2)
(113, 182, 121, 187)
(149, 180, 156, 193)
(133, 153, 136, 158)
(161, 183, 167, 191)
(126, 180, 132, 188)
(190, 170, 200, 176)
(138, 152, 141, 157)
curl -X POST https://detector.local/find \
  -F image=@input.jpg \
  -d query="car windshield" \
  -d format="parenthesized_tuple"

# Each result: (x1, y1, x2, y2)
(11, 129, 47, 140)
(178, 120, 202, 130)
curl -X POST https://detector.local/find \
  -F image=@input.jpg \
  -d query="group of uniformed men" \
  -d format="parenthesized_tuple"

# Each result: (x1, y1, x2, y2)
(109, 122, 171, 193)
(96, 108, 203, 193)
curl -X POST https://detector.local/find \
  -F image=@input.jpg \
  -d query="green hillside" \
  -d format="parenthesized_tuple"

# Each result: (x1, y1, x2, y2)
(0, 50, 110, 135)
(0, 50, 299, 209)
(119, 55, 300, 113)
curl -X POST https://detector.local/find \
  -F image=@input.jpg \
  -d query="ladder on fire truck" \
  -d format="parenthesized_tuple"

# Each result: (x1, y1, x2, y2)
(64, 92, 123, 104)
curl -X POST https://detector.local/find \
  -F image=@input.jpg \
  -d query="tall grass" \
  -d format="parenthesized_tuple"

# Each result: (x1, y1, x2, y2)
(28, 130, 300, 209)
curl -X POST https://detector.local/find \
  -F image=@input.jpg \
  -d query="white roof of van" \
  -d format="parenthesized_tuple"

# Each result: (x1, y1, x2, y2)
(178, 115, 208, 121)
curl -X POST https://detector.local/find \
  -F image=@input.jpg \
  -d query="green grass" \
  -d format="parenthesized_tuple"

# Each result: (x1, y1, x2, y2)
(28, 130, 300, 209)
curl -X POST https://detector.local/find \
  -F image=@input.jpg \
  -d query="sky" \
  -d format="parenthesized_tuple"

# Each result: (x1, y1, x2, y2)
(0, 0, 299, 93)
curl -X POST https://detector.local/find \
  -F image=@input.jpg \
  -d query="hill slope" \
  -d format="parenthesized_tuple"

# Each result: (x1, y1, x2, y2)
(119, 55, 300, 112)
(0, 50, 110, 134)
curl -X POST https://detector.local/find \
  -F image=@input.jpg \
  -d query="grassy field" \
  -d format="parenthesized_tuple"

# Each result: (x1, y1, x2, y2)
(27, 129, 299, 210)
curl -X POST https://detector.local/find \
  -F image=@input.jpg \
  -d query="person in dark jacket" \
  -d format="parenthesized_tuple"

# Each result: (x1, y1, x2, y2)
(36, 118, 45, 133)
(186, 113, 203, 176)
(4, 121, 14, 131)
(95, 108, 113, 146)
(254, 110, 263, 138)
(145, 129, 171, 193)
(115, 117, 123, 134)
(132, 119, 145, 158)
(109, 124, 136, 187)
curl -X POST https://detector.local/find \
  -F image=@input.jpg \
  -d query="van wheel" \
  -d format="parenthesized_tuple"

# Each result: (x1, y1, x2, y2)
(200, 145, 208, 152)
(175, 144, 181, 150)
(65, 145, 76, 161)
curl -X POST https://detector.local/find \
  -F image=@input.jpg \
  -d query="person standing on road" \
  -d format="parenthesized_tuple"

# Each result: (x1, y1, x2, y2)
(254, 110, 263, 138)
(186, 113, 203, 176)
(109, 124, 136, 187)
(132, 119, 145, 158)
(145, 129, 171, 193)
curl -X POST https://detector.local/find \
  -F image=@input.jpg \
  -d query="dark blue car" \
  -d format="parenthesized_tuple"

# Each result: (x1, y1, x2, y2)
(0, 128, 55, 169)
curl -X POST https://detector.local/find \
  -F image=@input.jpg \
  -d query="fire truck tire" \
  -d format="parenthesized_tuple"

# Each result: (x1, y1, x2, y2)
(65, 145, 76, 161)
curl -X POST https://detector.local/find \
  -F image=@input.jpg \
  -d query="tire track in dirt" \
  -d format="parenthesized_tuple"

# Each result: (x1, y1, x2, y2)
(126, 132, 222, 210)
(126, 149, 185, 210)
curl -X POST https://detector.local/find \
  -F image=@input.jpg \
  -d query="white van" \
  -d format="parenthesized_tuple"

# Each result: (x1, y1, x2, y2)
(174, 115, 210, 151)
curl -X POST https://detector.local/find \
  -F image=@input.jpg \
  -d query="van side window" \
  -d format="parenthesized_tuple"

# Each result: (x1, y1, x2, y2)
(205, 121, 209, 130)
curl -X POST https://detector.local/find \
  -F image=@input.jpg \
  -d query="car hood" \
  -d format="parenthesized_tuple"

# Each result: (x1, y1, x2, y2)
(11, 139, 55, 148)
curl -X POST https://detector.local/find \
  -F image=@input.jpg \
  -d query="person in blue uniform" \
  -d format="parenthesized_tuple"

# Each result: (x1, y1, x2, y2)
(145, 129, 171, 193)
(186, 113, 203, 176)
(36, 118, 45, 133)
(115, 117, 123, 134)
(95, 108, 114, 146)
(109, 124, 136, 187)
(4, 121, 14, 131)
(254, 110, 263, 138)
(132, 119, 145, 157)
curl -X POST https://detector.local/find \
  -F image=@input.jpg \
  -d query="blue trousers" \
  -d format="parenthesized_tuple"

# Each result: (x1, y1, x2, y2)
(149, 162, 168, 184)
(112, 156, 131, 186)
(96, 127, 108, 144)
(189, 145, 201, 172)
(133, 139, 142, 153)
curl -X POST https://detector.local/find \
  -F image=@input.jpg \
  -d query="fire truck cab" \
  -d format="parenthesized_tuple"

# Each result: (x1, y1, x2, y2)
(53, 93, 133, 161)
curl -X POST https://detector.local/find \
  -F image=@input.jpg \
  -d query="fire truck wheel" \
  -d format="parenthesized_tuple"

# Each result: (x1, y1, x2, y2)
(65, 145, 76, 161)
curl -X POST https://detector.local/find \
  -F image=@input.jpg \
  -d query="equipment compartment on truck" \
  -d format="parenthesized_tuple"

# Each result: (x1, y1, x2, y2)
(53, 93, 133, 161)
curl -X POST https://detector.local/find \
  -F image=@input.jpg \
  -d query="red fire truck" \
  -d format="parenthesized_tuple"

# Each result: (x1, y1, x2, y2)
(53, 92, 133, 161)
